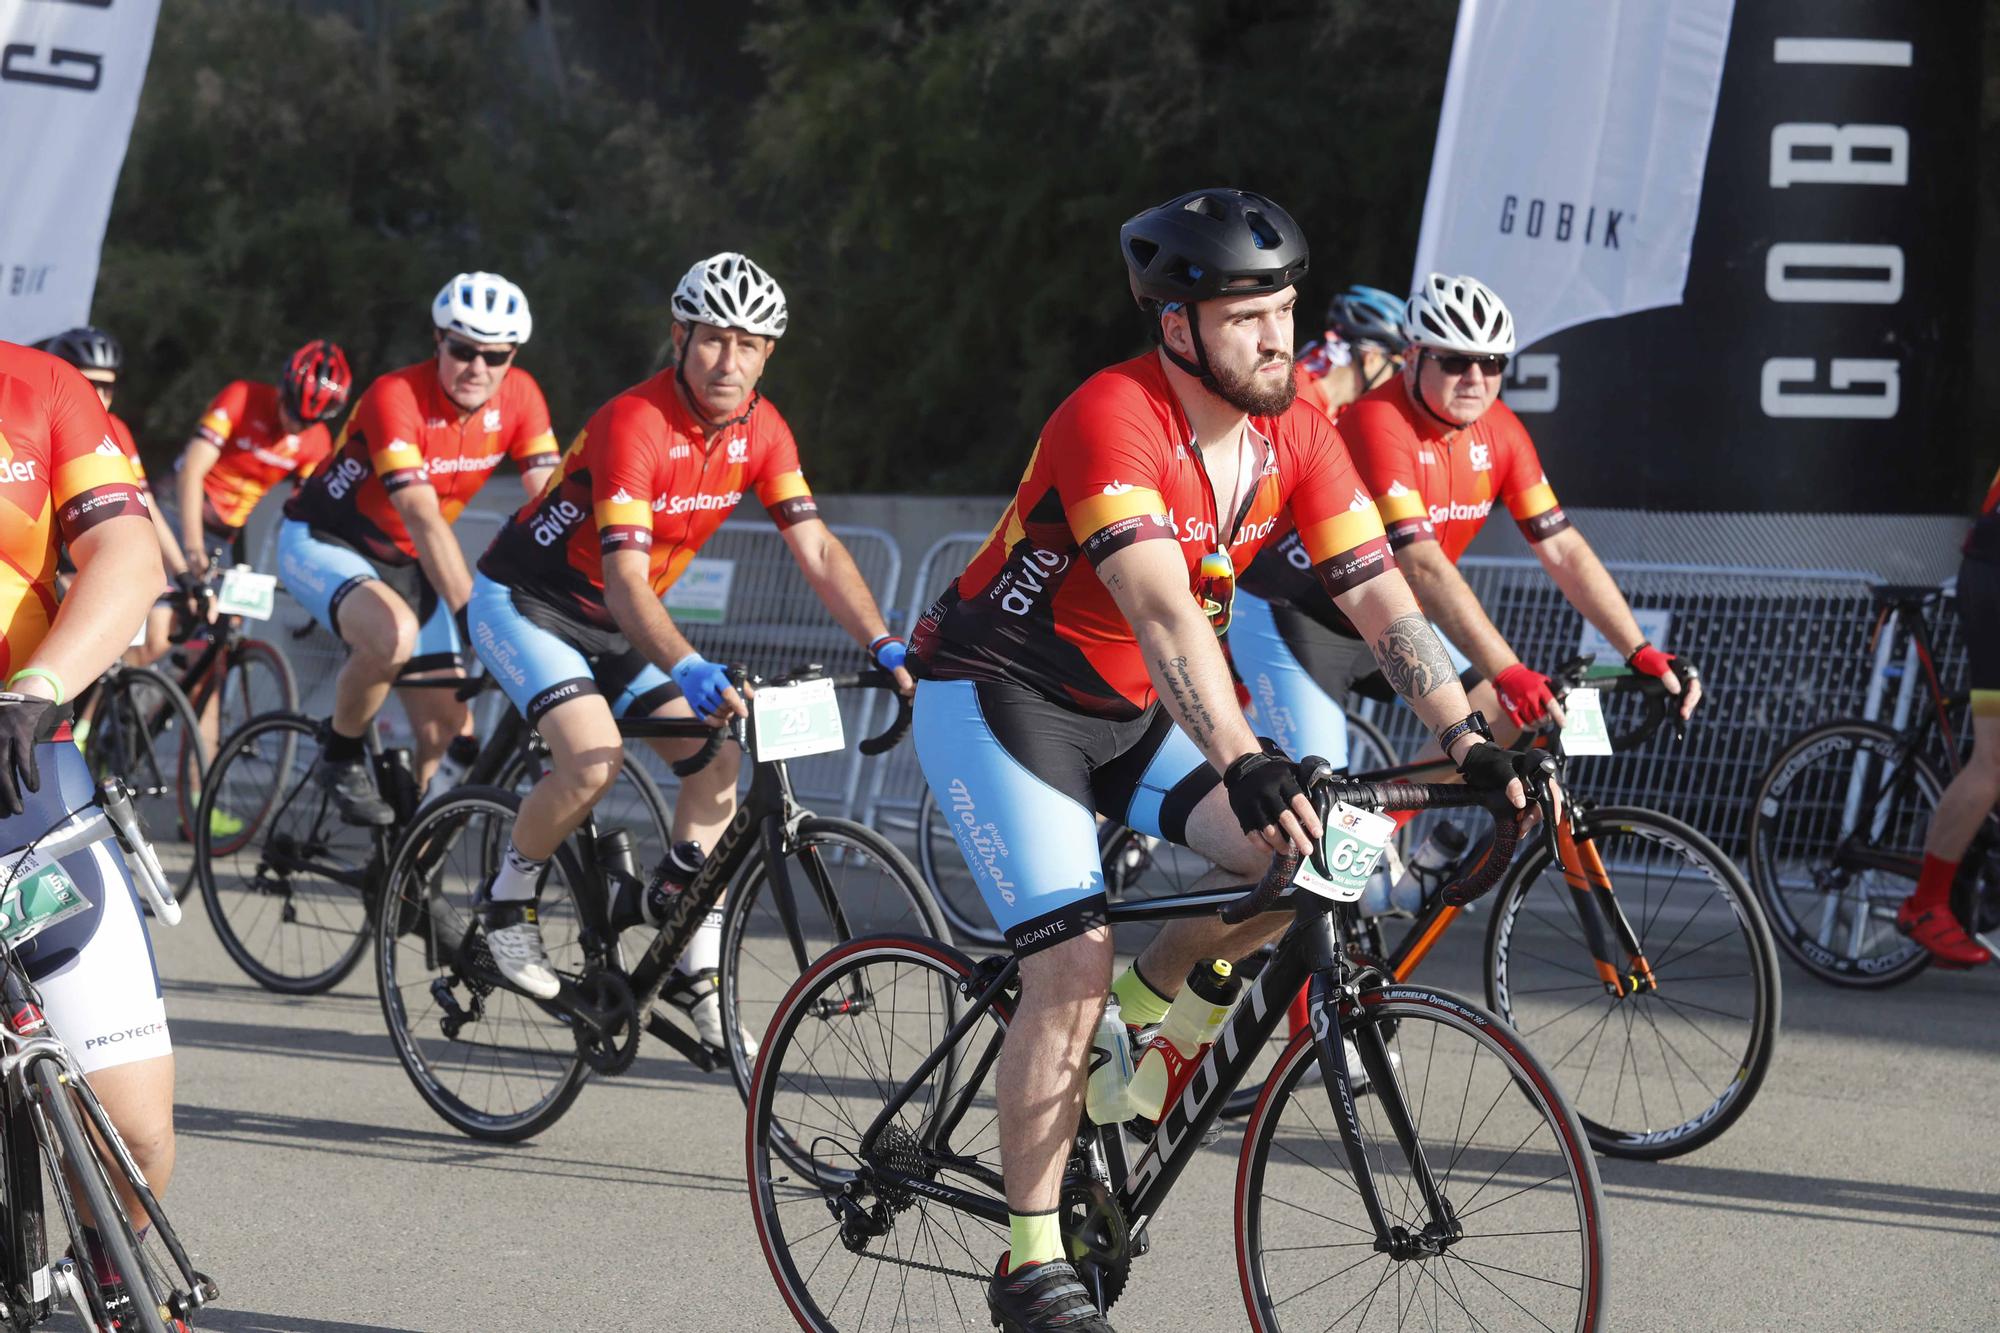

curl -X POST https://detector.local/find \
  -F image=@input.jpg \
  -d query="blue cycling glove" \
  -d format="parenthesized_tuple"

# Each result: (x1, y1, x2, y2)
(869, 634, 907, 672)
(671, 653, 734, 718)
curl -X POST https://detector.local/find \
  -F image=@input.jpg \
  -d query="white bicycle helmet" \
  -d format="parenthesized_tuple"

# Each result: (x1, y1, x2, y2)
(1403, 273, 1515, 356)
(671, 253, 788, 338)
(432, 271, 533, 344)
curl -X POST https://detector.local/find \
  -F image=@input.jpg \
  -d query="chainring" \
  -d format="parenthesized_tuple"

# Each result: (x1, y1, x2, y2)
(573, 969, 641, 1074)
(1062, 1179, 1131, 1314)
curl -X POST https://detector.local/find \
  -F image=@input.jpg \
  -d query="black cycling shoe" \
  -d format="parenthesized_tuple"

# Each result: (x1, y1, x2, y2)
(986, 1256, 1115, 1332)
(310, 754, 394, 826)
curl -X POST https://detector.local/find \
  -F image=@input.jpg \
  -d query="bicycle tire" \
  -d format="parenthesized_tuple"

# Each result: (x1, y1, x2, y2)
(494, 744, 674, 861)
(720, 817, 948, 1101)
(1484, 805, 1781, 1159)
(1236, 987, 1607, 1332)
(83, 666, 205, 895)
(1747, 718, 1937, 988)
(218, 637, 301, 728)
(749, 933, 1012, 1331)
(915, 784, 1006, 947)
(29, 1058, 170, 1333)
(376, 785, 596, 1142)
(1343, 709, 1400, 773)
(195, 712, 377, 994)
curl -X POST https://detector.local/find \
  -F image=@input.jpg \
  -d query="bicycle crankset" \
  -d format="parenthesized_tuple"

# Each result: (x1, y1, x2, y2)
(571, 970, 641, 1074)
(1062, 1178, 1131, 1314)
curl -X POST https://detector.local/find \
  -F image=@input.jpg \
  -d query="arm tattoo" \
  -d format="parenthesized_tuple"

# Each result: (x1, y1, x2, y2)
(1159, 654, 1219, 752)
(1374, 614, 1456, 702)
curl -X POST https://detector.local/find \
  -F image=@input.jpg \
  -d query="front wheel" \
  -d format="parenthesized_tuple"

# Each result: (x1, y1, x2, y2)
(1237, 986, 1607, 1332)
(720, 817, 947, 1100)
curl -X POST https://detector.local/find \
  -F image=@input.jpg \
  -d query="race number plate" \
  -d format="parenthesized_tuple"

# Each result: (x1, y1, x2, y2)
(0, 860, 89, 948)
(1561, 686, 1614, 756)
(217, 568, 277, 620)
(1292, 801, 1397, 903)
(752, 678, 846, 763)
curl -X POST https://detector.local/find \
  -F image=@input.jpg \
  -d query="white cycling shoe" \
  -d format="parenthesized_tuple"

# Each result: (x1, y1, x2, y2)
(478, 896, 562, 1000)
(666, 968, 758, 1058)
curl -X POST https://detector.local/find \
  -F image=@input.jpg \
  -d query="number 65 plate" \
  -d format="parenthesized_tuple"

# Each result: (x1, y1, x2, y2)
(751, 678, 846, 763)
(1292, 801, 1397, 903)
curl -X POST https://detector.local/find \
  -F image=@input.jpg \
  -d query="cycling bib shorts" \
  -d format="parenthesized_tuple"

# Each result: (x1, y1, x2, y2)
(7, 742, 170, 1075)
(1956, 556, 2000, 718)
(277, 518, 460, 673)
(467, 573, 678, 726)
(913, 678, 1217, 953)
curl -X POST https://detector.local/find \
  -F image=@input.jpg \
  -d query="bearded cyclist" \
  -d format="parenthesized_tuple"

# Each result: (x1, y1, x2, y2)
(174, 339, 351, 575)
(1292, 283, 1407, 419)
(0, 341, 180, 1320)
(279, 273, 558, 823)
(468, 252, 912, 1028)
(907, 191, 1535, 1332)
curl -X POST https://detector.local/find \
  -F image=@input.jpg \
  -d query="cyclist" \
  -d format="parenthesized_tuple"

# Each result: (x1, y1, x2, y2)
(278, 273, 559, 824)
(0, 341, 178, 1312)
(173, 338, 351, 575)
(1895, 486, 2000, 966)
(36, 326, 201, 665)
(1292, 283, 1407, 419)
(470, 252, 912, 1034)
(906, 190, 1534, 1331)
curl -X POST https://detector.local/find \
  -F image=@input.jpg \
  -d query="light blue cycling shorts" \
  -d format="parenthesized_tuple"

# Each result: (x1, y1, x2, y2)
(913, 677, 1217, 953)
(277, 518, 460, 673)
(468, 572, 677, 726)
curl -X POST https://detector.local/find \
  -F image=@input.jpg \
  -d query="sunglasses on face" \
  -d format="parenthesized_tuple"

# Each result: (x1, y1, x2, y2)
(1196, 549, 1236, 636)
(1428, 351, 1509, 377)
(441, 337, 516, 367)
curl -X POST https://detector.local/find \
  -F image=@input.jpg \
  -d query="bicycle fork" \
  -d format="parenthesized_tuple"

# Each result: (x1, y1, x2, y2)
(1554, 819, 1657, 998)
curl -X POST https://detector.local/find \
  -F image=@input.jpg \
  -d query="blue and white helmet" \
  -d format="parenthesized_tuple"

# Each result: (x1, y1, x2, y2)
(432, 271, 533, 344)
(671, 253, 788, 339)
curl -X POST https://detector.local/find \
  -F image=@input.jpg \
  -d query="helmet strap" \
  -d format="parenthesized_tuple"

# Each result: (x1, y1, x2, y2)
(1157, 302, 1224, 394)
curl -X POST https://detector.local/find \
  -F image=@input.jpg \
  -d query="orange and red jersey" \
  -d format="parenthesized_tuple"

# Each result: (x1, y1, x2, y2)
(106, 413, 148, 492)
(479, 374, 818, 629)
(1341, 380, 1570, 562)
(284, 360, 559, 565)
(192, 380, 335, 532)
(910, 352, 1393, 720)
(0, 343, 151, 676)
(1963, 467, 2000, 563)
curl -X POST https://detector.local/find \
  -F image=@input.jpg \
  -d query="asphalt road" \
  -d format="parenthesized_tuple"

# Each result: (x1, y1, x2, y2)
(100, 858, 1999, 1333)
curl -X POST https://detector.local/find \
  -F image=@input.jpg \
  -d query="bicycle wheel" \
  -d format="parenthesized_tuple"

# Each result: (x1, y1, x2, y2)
(1747, 718, 1937, 987)
(1484, 805, 1780, 1159)
(495, 744, 674, 863)
(1344, 709, 1400, 773)
(1098, 821, 1217, 903)
(1238, 986, 1607, 1332)
(195, 713, 376, 993)
(376, 785, 596, 1141)
(750, 933, 1017, 1331)
(215, 636, 300, 734)
(916, 784, 1005, 947)
(84, 666, 205, 886)
(28, 1058, 171, 1333)
(720, 817, 947, 1099)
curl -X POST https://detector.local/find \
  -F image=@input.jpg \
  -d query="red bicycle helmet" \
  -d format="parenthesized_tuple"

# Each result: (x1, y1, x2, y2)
(279, 339, 353, 424)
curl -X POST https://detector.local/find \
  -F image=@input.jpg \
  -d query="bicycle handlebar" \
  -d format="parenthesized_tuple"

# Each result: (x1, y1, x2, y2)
(1547, 653, 1694, 749)
(615, 664, 913, 778)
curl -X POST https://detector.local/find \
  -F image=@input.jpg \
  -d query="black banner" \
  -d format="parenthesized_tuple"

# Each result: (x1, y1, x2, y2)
(1503, 0, 1981, 513)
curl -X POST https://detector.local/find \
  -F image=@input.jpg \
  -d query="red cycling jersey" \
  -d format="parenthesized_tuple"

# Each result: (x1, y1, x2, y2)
(193, 380, 335, 532)
(478, 372, 819, 629)
(910, 353, 1393, 719)
(285, 360, 559, 565)
(106, 413, 147, 491)
(0, 344, 151, 676)
(1341, 380, 1570, 562)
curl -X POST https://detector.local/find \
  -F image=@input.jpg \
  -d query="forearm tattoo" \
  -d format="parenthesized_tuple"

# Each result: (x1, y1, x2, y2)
(1374, 614, 1456, 702)
(1159, 654, 1219, 752)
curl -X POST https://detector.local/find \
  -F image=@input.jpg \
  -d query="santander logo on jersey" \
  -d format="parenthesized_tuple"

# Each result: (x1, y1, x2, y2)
(1162, 507, 1278, 548)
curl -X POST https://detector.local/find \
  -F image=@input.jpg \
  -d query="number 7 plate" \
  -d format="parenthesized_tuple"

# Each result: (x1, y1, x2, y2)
(751, 678, 846, 763)
(1292, 801, 1397, 903)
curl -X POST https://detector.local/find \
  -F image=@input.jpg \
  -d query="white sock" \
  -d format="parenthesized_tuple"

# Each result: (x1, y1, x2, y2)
(678, 909, 723, 974)
(489, 843, 546, 903)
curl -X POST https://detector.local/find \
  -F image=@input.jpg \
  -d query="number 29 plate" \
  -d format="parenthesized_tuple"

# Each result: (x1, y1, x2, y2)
(751, 678, 846, 763)
(1292, 801, 1397, 903)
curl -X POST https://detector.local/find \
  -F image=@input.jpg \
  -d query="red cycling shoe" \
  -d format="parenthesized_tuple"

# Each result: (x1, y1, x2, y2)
(1896, 898, 1992, 969)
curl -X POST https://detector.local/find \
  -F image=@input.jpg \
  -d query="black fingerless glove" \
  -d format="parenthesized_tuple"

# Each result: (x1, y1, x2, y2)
(0, 694, 62, 818)
(1224, 748, 1302, 834)
(1457, 741, 1536, 793)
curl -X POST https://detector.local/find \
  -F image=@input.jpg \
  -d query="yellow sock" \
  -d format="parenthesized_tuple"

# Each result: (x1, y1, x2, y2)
(1112, 963, 1172, 1026)
(1008, 1209, 1062, 1268)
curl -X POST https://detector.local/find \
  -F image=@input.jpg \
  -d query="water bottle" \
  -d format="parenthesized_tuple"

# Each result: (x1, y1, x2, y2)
(424, 734, 482, 801)
(1085, 996, 1136, 1125)
(1127, 959, 1242, 1121)
(1386, 822, 1470, 916)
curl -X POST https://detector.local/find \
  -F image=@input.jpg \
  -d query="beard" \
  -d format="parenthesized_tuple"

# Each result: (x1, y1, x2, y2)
(1207, 351, 1297, 417)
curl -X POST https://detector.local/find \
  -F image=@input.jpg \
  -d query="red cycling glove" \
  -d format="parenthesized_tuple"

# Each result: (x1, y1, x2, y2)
(1627, 641, 1675, 680)
(1493, 664, 1558, 727)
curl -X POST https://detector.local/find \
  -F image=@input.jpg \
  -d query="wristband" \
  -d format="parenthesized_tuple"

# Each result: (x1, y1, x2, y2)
(1435, 710, 1492, 756)
(8, 668, 65, 706)
(868, 634, 907, 672)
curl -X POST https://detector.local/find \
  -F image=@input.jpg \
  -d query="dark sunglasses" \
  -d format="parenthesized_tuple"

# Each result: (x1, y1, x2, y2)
(441, 337, 516, 367)
(1196, 549, 1236, 637)
(1428, 351, 1508, 377)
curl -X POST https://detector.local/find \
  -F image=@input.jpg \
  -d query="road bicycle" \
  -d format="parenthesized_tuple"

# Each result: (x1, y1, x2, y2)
(1748, 582, 2000, 986)
(0, 776, 216, 1332)
(72, 666, 206, 892)
(191, 674, 671, 993)
(748, 762, 1608, 1331)
(375, 666, 946, 1140)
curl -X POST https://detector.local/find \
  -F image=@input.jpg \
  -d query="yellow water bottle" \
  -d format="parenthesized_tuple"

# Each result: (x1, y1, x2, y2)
(1126, 959, 1242, 1121)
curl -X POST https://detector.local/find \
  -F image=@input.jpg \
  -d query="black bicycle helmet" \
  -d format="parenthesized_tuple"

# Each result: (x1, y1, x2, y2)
(1120, 188, 1310, 308)
(38, 325, 123, 373)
